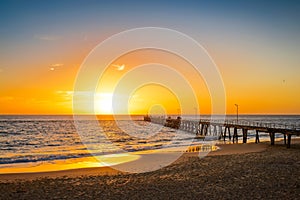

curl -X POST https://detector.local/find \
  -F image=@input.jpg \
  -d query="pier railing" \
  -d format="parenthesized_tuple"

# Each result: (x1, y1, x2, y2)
(144, 116, 300, 148)
(196, 119, 300, 131)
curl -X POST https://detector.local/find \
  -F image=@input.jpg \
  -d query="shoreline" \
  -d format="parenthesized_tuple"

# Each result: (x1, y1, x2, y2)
(1, 138, 299, 182)
(0, 141, 269, 182)
(1, 141, 299, 199)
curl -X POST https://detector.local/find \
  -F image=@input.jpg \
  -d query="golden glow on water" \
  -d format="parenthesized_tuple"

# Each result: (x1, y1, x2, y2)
(185, 145, 218, 153)
(0, 146, 220, 174)
(98, 153, 140, 166)
(0, 154, 140, 174)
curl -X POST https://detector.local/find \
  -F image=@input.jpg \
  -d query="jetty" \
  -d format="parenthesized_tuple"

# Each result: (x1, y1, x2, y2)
(144, 116, 300, 148)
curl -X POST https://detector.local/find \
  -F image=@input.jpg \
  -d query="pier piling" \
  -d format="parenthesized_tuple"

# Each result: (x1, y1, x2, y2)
(255, 130, 260, 143)
(144, 116, 300, 148)
(242, 129, 248, 143)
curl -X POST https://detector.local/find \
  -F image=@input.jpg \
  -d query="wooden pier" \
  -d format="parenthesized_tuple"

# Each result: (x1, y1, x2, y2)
(144, 116, 300, 148)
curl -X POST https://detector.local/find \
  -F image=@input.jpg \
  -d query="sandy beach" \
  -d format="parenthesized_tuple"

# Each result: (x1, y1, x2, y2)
(1, 140, 299, 199)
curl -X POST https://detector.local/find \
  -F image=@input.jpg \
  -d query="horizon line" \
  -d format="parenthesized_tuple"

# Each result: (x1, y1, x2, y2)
(1, 113, 300, 116)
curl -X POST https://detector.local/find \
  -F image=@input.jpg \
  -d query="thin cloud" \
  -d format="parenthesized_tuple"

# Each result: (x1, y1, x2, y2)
(50, 64, 64, 67)
(0, 96, 14, 102)
(49, 63, 64, 71)
(35, 34, 61, 41)
(56, 91, 74, 101)
(56, 90, 74, 95)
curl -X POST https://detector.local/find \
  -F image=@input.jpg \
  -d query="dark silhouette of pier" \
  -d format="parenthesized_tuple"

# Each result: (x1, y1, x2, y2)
(144, 116, 300, 148)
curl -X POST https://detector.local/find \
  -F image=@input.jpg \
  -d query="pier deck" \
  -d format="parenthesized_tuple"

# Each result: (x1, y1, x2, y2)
(144, 116, 300, 148)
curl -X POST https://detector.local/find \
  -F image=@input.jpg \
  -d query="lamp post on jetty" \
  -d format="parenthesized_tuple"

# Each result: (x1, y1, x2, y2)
(235, 104, 239, 123)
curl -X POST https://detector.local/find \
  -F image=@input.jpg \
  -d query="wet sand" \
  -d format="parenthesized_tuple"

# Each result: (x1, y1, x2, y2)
(1, 141, 299, 199)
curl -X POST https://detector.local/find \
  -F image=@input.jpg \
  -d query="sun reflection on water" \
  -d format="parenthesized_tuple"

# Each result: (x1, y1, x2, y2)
(0, 153, 140, 174)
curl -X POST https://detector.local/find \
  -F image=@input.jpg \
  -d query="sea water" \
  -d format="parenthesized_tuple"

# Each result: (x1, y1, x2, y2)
(0, 115, 299, 173)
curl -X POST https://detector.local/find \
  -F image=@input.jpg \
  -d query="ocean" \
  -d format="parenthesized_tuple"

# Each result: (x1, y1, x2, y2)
(0, 115, 299, 173)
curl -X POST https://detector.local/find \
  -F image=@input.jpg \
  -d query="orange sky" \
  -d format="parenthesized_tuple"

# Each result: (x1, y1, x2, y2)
(1, 45, 299, 115)
(1, 1, 300, 115)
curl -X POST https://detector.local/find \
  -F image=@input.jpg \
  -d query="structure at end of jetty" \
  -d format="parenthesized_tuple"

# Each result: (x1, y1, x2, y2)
(144, 115, 300, 148)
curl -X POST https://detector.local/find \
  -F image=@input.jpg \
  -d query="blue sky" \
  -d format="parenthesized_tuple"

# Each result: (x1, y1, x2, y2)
(1, 0, 299, 35)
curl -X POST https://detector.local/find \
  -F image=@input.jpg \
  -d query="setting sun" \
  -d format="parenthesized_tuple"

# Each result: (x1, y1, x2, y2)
(95, 93, 113, 114)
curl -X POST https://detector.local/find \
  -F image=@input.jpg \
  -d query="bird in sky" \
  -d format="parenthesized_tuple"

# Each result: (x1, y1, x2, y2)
(112, 64, 125, 71)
